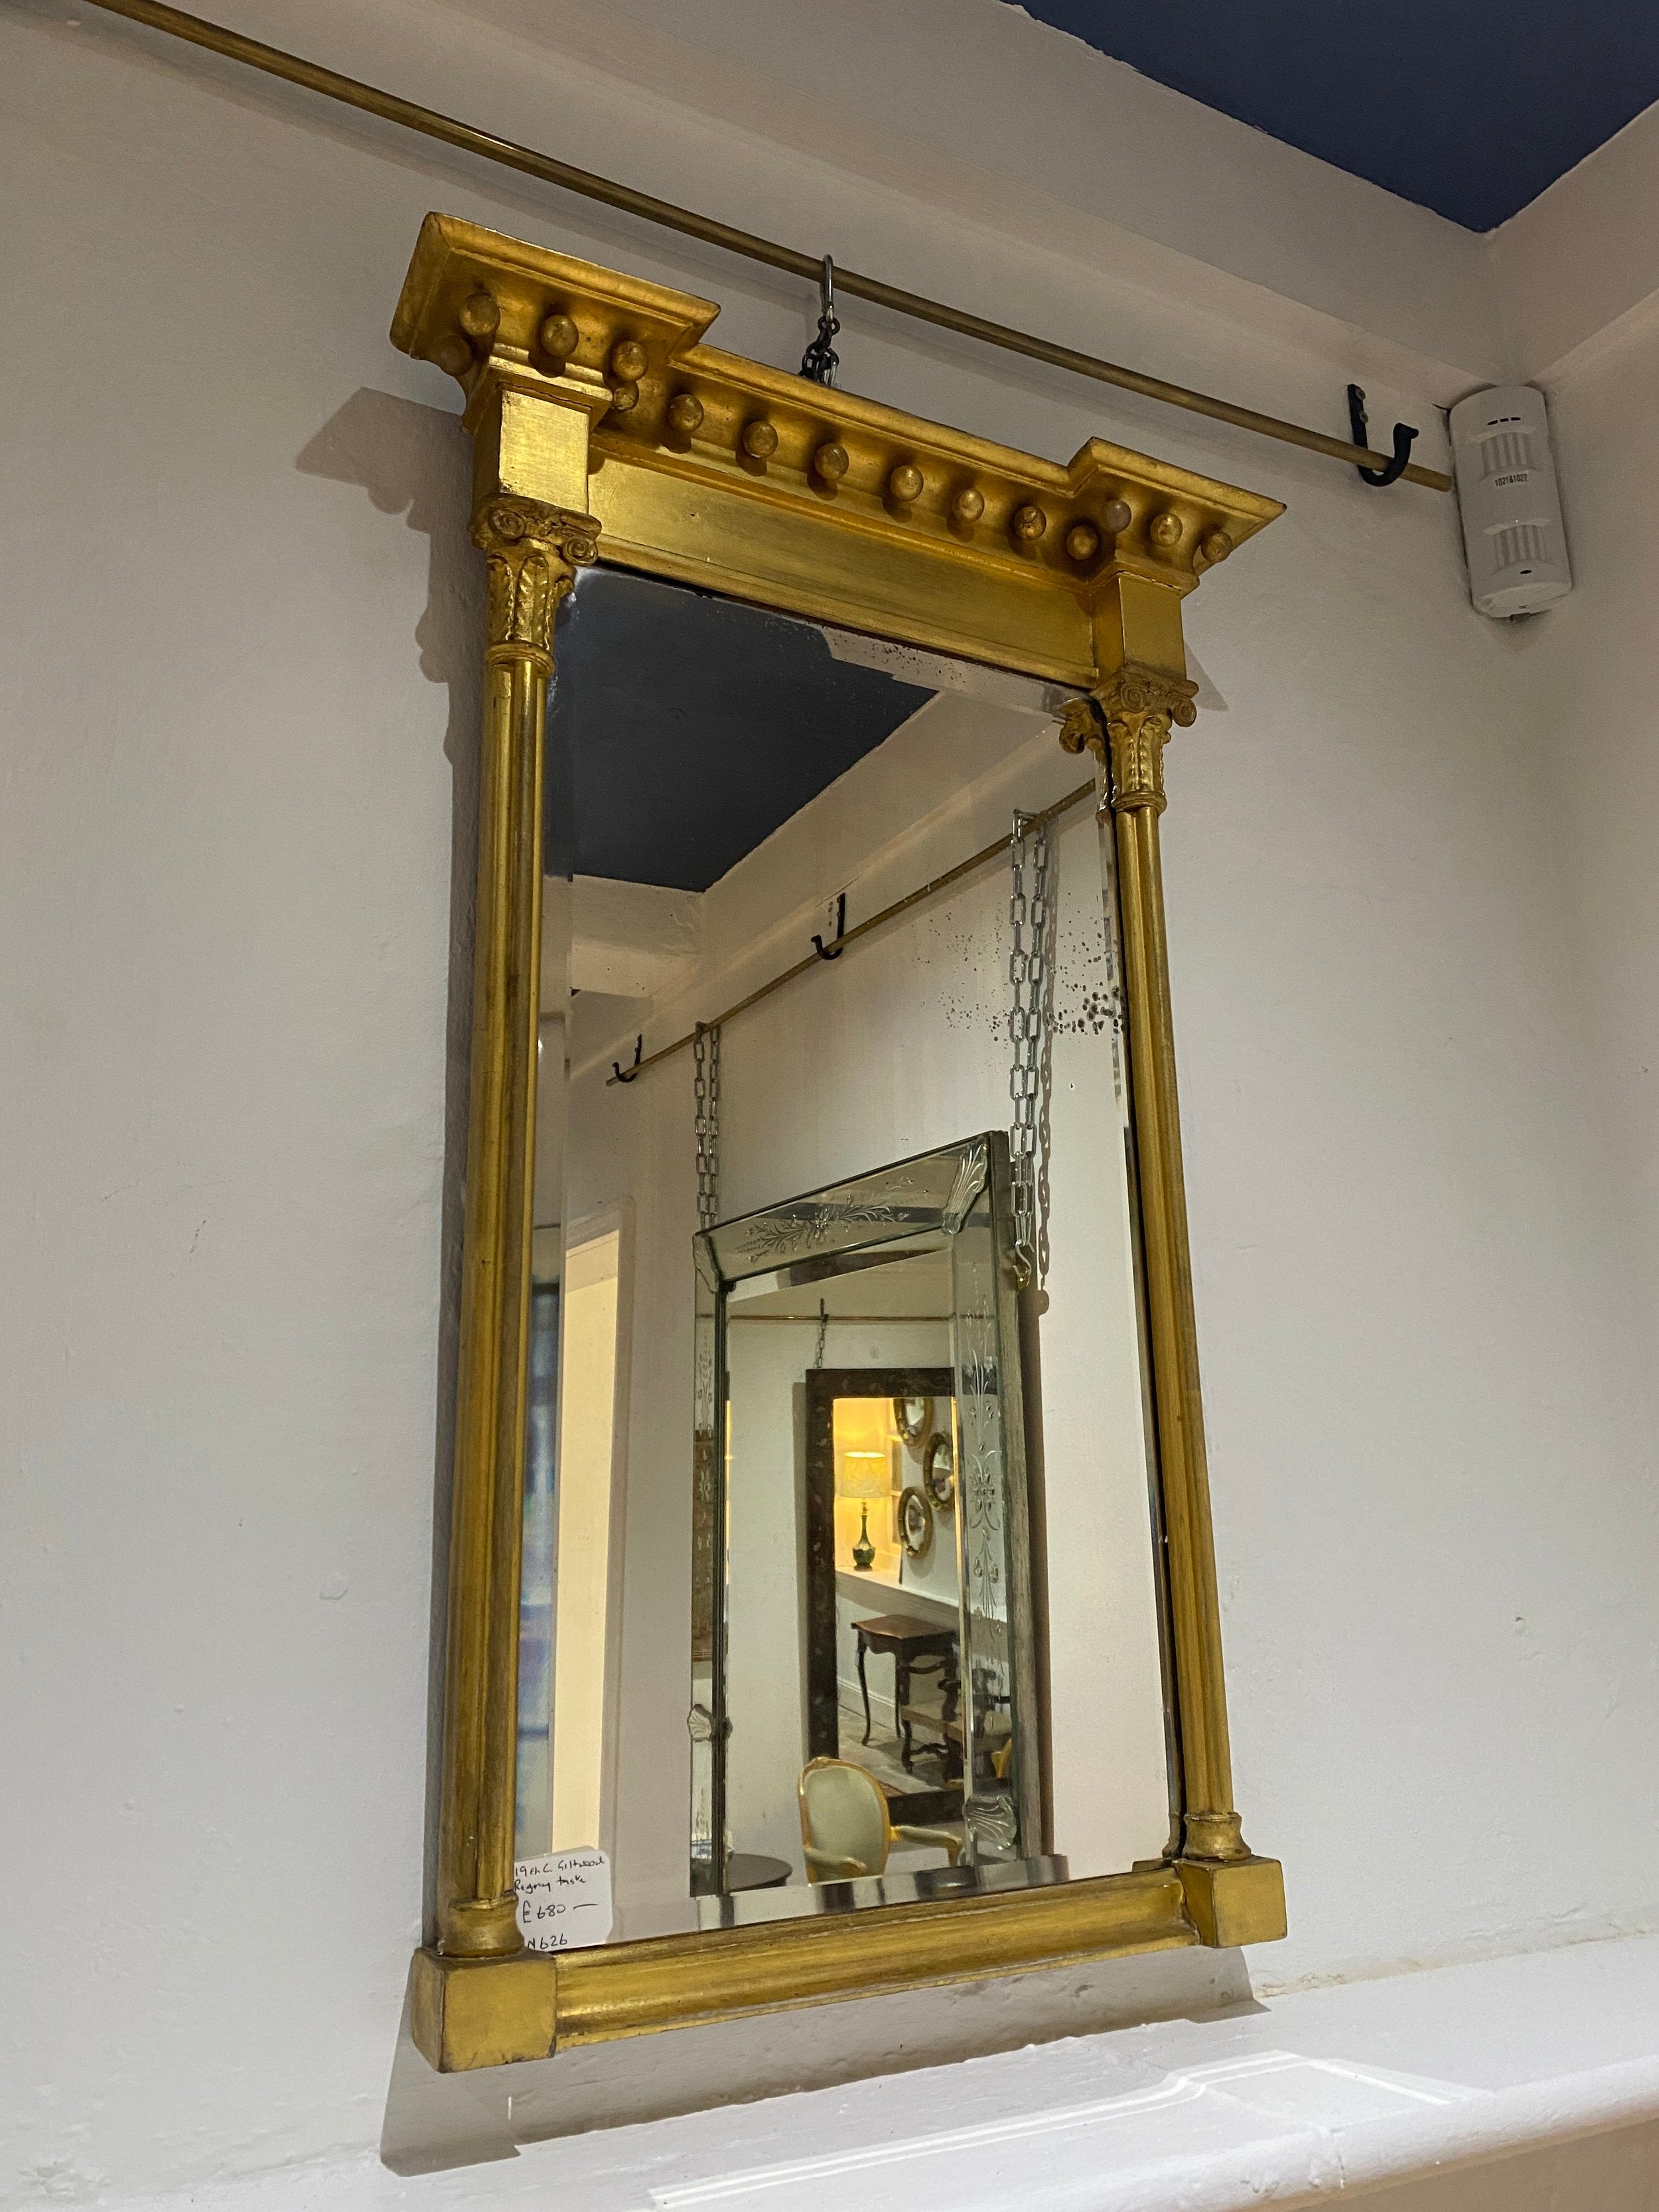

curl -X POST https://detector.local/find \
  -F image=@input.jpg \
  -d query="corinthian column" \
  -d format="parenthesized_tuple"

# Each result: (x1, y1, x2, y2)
(437, 495, 597, 1956)
(1063, 664, 1250, 1868)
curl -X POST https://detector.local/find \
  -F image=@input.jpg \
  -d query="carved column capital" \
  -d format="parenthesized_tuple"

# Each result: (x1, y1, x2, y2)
(471, 496, 599, 666)
(1058, 664, 1200, 816)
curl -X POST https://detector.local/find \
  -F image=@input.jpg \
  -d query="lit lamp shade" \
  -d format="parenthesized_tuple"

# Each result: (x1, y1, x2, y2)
(839, 1450, 887, 1572)
(838, 1451, 889, 1500)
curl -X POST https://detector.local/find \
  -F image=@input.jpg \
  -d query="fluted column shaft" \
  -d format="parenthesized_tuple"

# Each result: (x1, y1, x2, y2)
(436, 495, 596, 1955)
(1064, 666, 1249, 1864)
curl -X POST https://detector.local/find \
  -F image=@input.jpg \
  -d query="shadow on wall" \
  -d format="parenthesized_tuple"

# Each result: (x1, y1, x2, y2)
(296, 387, 482, 1956)
(378, 1944, 1263, 2177)
(297, 386, 482, 745)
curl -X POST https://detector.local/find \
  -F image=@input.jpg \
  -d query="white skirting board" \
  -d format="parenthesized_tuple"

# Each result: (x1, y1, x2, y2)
(92, 1933, 1659, 2211)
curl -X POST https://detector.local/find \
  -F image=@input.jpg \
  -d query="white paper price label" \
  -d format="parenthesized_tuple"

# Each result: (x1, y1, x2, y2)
(514, 1849, 613, 1951)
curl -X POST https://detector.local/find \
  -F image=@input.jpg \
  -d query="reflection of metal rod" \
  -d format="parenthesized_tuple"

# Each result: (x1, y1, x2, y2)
(80, 0, 1451, 492)
(606, 778, 1096, 1086)
(729, 1313, 952, 1325)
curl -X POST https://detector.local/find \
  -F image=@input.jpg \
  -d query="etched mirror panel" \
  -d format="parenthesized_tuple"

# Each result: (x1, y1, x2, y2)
(524, 563, 1175, 1943)
(699, 1136, 1048, 1927)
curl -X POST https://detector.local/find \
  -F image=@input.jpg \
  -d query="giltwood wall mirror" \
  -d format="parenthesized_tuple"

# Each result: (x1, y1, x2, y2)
(392, 214, 1286, 2073)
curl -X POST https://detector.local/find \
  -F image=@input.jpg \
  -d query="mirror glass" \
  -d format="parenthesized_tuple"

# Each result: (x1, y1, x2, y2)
(697, 1136, 1045, 1923)
(523, 563, 1175, 1944)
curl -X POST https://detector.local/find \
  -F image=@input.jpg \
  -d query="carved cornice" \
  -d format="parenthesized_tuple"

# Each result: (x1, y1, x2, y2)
(394, 216, 1283, 603)
(1060, 665, 1200, 816)
(471, 496, 599, 665)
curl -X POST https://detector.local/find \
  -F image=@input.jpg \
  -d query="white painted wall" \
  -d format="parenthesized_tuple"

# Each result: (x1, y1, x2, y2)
(5, 0, 1659, 2204)
(1492, 100, 1659, 380)
(1532, 304, 1659, 1455)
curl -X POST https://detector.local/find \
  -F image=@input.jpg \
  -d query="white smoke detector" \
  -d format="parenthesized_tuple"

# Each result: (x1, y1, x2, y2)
(1449, 384, 1572, 619)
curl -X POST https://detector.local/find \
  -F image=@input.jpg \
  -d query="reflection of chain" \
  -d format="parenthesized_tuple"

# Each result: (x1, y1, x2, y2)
(1008, 810, 1052, 1289)
(693, 1020, 721, 1229)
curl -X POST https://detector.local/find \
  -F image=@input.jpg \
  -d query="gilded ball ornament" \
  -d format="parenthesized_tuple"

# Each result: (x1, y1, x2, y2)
(1200, 528, 1234, 565)
(813, 441, 850, 480)
(432, 334, 472, 378)
(1064, 522, 1101, 563)
(1102, 498, 1132, 533)
(1011, 503, 1048, 542)
(538, 312, 579, 360)
(608, 382, 640, 415)
(1149, 510, 1183, 549)
(887, 462, 924, 503)
(458, 290, 499, 340)
(668, 392, 705, 435)
(609, 338, 648, 382)
(741, 419, 779, 459)
(952, 485, 985, 524)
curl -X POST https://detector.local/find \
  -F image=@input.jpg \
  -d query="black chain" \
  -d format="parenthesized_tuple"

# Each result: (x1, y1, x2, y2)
(800, 254, 840, 388)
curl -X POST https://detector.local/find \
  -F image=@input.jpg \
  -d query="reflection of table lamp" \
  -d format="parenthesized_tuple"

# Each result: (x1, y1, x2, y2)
(841, 1452, 887, 1572)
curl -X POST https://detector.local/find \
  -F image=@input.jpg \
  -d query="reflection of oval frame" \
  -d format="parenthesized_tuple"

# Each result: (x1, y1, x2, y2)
(893, 1395, 932, 1449)
(898, 1484, 934, 1558)
(922, 1430, 955, 1512)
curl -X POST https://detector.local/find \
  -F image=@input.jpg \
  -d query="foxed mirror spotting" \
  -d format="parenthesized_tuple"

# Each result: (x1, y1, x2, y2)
(394, 214, 1288, 2072)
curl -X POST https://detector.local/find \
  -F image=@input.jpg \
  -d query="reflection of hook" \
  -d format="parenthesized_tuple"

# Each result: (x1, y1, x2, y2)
(613, 1033, 643, 1082)
(1346, 384, 1418, 487)
(811, 891, 847, 960)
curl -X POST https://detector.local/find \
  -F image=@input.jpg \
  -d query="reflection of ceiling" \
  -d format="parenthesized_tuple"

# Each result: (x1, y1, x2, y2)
(546, 568, 933, 893)
(567, 874, 701, 997)
(729, 1242, 953, 1321)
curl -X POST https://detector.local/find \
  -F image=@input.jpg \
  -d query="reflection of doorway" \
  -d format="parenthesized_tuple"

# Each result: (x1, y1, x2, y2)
(549, 1210, 634, 1858)
(802, 1368, 960, 1827)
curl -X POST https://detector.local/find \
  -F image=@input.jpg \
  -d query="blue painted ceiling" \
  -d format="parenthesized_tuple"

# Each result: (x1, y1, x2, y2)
(1011, 1, 1659, 230)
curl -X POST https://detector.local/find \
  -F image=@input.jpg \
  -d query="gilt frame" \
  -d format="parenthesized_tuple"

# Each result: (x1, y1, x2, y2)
(391, 212, 1287, 2072)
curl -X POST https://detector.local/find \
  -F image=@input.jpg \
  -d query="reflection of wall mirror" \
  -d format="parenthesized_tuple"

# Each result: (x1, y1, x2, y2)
(893, 1395, 932, 1449)
(394, 212, 1289, 2072)
(898, 1485, 935, 1560)
(700, 1139, 1037, 1909)
(923, 1431, 956, 1512)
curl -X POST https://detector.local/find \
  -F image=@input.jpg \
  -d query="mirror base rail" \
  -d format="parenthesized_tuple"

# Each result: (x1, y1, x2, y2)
(408, 1856, 1285, 2071)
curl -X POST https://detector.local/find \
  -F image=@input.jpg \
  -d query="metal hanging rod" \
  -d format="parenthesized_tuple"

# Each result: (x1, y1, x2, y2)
(76, 0, 1453, 494)
(605, 778, 1098, 1089)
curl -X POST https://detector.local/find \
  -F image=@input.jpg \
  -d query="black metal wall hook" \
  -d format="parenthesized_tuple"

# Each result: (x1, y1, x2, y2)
(812, 891, 847, 960)
(613, 1033, 644, 1082)
(1346, 384, 1418, 487)
(800, 255, 841, 388)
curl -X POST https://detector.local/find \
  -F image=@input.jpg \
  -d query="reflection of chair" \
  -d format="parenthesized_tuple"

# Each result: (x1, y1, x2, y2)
(798, 1756, 962, 1880)
(923, 1696, 1015, 1781)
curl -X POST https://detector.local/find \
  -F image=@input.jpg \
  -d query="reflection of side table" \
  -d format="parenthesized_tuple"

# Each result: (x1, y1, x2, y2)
(854, 1613, 958, 1771)
(726, 1852, 792, 1891)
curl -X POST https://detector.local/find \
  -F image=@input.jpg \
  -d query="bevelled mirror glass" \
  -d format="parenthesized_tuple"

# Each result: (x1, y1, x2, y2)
(523, 562, 1174, 1944)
